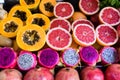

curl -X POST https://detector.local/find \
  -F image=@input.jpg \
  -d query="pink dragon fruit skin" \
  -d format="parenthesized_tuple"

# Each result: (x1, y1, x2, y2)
(38, 48, 59, 69)
(79, 46, 99, 66)
(0, 47, 17, 68)
(100, 47, 119, 65)
(17, 51, 37, 71)
(62, 48, 80, 67)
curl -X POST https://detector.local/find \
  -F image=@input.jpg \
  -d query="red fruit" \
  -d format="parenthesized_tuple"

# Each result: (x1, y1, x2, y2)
(0, 69, 22, 80)
(55, 67, 80, 80)
(100, 47, 119, 65)
(54, 2, 74, 19)
(72, 19, 94, 31)
(24, 67, 54, 80)
(80, 66, 104, 80)
(17, 51, 37, 71)
(73, 24, 96, 46)
(38, 48, 59, 68)
(99, 7, 120, 26)
(96, 24, 118, 46)
(117, 24, 120, 37)
(46, 27, 72, 51)
(62, 48, 80, 67)
(79, 46, 99, 66)
(0, 47, 17, 68)
(50, 18, 71, 32)
(79, 0, 99, 15)
(105, 64, 120, 80)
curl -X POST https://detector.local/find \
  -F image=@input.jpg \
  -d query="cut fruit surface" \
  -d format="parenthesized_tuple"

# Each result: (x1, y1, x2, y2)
(50, 18, 71, 32)
(46, 27, 72, 51)
(96, 24, 118, 46)
(62, 48, 80, 67)
(99, 7, 120, 26)
(16, 24, 46, 51)
(73, 24, 96, 46)
(38, 48, 59, 68)
(100, 47, 119, 64)
(72, 19, 94, 31)
(54, 2, 74, 19)
(79, 0, 99, 15)
(17, 51, 37, 71)
(79, 46, 99, 66)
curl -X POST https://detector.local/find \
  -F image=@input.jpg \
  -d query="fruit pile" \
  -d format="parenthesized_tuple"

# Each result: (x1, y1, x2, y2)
(0, 0, 120, 80)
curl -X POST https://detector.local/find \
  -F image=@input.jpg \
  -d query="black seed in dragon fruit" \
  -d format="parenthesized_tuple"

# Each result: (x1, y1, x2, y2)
(0, 47, 17, 68)
(17, 51, 37, 71)
(100, 47, 119, 65)
(79, 46, 99, 66)
(38, 48, 59, 68)
(62, 48, 80, 67)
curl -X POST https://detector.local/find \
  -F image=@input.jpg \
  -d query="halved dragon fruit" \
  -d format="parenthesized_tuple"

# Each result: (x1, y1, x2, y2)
(38, 48, 59, 68)
(0, 47, 17, 68)
(100, 47, 119, 65)
(62, 48, 80, 67)
(17, 51, 37, 71)
(79, 46, 99, 66)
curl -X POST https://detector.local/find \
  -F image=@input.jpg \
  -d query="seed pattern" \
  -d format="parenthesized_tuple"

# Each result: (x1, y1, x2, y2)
(13, 10, 27, 21)
(32, 18, 45, 26)
(44, 2, 54, 12)
(63, 49, 79, 66)
(23, 30, 40, 45)
(102, 48, 119, 63)
(18, 53, 34, 70)
(4, 21, 18, 32)
(24, 0, 35, 5)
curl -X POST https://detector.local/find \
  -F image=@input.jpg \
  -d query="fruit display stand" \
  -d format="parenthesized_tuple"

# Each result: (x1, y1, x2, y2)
(0, 0, 120, 80)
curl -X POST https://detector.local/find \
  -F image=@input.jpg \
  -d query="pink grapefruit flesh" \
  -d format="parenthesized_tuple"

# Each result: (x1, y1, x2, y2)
(46, 27, 72, 51)
(50, 18, 71, 32)
(72, 19, 94, 31)
(96, 24, 118, 46)
(79, 0, 99, 15)
(99, 7, 120, 26)
(54, 2, 74, 19)
(73, 24, 96, 46)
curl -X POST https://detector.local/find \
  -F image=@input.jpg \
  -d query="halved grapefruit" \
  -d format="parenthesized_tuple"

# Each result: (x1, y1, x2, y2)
(54, 2, 74, 19)
(99, 7, 120, 26)
(50, 18, 71, 32)
(72, 19, 94, 31)
(117, 24, 120, 37)
(79, 0, 100, 15)
(73, 24, 96, 46)
(46, 27, 72, 51)
(96, 24, 118, 46)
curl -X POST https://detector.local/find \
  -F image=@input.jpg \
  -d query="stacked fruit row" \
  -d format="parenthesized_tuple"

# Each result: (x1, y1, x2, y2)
(0, 0, 120, 80)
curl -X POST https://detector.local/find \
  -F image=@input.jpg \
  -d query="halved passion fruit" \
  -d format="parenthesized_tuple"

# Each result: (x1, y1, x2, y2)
(8, 5, 32, 23)
(0, 17, 23, 38)
(26, 13, 50, 31)
(39, 0, 56, 17)
(16, 24, 46, 51)
(19, 0, 40, 10)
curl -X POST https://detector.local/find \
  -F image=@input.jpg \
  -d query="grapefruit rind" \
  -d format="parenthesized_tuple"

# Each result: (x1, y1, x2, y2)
(96, 24, 118, 46)
(73, 24, 96, 47)
(71, 19, 94, 31)
(79, 0, 100, 15)
(99, 7, 120, 26)
(50, 18, 71, 32)
(54, 2, 74, 19)
(46, 27, 72, 51)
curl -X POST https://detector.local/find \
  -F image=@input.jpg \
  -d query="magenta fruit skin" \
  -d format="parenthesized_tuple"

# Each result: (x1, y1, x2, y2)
(17, 51, 37, 71)
(38, 48, 59, 68)
(62, 48, 80, 67)
(79, 46, 99, 66)
(100, 47, 119, 65)
(0, 47, 17, 68)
